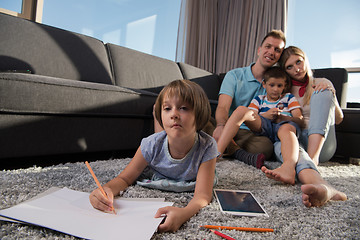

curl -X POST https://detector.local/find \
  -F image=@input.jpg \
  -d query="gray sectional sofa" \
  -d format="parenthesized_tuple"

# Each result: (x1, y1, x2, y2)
(0, 12, 358, 168)
(0, 13, 220, 165)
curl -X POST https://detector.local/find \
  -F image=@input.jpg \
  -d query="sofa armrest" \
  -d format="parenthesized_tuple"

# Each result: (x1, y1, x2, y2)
(335, 108, 360, 158)
(312, 68, 348, 108)
(336, 108, 360, 133)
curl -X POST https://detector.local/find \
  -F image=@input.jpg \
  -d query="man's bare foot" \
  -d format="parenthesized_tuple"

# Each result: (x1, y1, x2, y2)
(261, 165, 296, 185)
(301, 184, 347, 207)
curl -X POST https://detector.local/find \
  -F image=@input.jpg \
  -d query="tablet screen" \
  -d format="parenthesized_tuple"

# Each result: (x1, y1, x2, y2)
(214, 189, 268, 217)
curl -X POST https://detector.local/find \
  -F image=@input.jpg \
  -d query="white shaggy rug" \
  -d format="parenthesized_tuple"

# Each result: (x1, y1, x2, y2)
(0, 158, 359, 240)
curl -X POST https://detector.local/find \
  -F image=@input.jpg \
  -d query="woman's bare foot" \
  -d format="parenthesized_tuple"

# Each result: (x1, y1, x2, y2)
(261, 165, 296, 185)
(301, 184, 347, 207)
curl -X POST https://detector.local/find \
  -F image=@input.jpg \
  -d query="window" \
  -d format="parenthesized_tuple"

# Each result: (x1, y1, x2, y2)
(1, 0, 23, 13)
(0, 0, 42, 21)
(347, 73, 360, 105)
(41, 0, 181, 61)
(287, 0, 360, 107)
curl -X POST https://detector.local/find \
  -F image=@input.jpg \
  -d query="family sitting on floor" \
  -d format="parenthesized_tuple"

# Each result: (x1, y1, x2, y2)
(89, 30, 347, 233)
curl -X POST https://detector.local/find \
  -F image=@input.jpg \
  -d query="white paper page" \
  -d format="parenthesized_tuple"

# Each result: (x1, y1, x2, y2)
(0, 188, 173, 240)
(0, 187, 62, 223)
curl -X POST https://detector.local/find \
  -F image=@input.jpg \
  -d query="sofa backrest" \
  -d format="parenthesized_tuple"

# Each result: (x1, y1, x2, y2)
(0, 13, 113, 85)
(313, 68, 348, 108)
(106, 43, 183, 93)
(177, 62, 221, 101)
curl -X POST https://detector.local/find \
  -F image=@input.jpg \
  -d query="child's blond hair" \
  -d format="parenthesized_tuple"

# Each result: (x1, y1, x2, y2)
(154, 79, 211, 131)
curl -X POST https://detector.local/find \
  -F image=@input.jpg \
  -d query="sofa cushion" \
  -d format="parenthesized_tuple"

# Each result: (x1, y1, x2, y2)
(0, 73, 157, 117)
(106, 44, 183, 93)
(0, 13, 113, 85)
(177, 62, 221, 101)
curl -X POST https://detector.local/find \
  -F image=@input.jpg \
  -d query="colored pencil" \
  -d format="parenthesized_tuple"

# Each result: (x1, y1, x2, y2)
(210, 229, 236, 240)
(201, 225, 274, 232)
(85, 161, 116, 214)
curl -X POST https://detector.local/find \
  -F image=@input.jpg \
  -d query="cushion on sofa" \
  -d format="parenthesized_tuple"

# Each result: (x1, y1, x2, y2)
(177, 62, 221, 101)
(106, 44, 183, 93)
(0, 13, 113, 85)
(0, 73, 157, 117)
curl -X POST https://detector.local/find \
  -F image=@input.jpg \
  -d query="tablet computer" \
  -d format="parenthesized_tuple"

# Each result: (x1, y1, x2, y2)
(214, 189, 269, 217)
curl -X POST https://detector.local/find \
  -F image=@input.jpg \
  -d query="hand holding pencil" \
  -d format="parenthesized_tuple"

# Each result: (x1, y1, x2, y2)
(86, 161, 116, 214)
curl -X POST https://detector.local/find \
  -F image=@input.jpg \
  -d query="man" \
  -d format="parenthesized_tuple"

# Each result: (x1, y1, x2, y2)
(213, 30, 286, 168)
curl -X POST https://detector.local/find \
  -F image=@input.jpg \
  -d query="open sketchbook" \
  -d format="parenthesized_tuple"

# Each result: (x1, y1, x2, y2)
(0, 187, 173, 240)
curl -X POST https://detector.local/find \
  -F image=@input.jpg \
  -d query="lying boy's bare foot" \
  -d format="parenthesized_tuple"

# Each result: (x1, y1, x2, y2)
(261, 165, 296, 185)
(301, 184, 347, 207)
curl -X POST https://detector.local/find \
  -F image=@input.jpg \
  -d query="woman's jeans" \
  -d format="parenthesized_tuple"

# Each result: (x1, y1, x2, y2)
(274, 90, 337, 174)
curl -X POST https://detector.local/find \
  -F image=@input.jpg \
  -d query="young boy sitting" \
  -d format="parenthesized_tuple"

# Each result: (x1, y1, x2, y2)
(217, 66, 304, 184)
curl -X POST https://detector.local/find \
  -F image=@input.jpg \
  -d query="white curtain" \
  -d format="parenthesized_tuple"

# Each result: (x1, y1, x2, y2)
(176, 0, 287, 74)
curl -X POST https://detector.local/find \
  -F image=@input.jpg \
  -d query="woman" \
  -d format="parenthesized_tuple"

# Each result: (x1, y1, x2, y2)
(278, 46, 343, 165)
(260, 46, 347, 207)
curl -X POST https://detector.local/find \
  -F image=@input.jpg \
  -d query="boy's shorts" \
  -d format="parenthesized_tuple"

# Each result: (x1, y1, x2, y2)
(257, 115, 301, 143)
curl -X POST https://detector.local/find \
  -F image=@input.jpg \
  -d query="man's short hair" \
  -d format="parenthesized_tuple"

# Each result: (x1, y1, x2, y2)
(260, 29, 286, 46)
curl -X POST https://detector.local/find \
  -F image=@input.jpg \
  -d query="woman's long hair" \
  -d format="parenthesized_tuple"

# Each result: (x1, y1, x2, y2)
(279, 46, 314, 106)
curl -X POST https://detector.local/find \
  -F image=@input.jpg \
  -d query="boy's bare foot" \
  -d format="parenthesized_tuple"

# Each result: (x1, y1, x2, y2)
(301, 184, 347, 207)
(261, 165, 296, 185)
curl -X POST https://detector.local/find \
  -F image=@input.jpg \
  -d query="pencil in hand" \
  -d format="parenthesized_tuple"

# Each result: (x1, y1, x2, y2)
(85, 161, 116, 214)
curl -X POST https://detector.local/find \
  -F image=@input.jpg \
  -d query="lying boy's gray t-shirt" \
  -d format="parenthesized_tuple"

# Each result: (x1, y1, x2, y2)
(140, 130, 218, 181)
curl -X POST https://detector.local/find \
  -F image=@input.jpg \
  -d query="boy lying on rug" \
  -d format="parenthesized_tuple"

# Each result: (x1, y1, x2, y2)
(89, 80, 218, 232)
